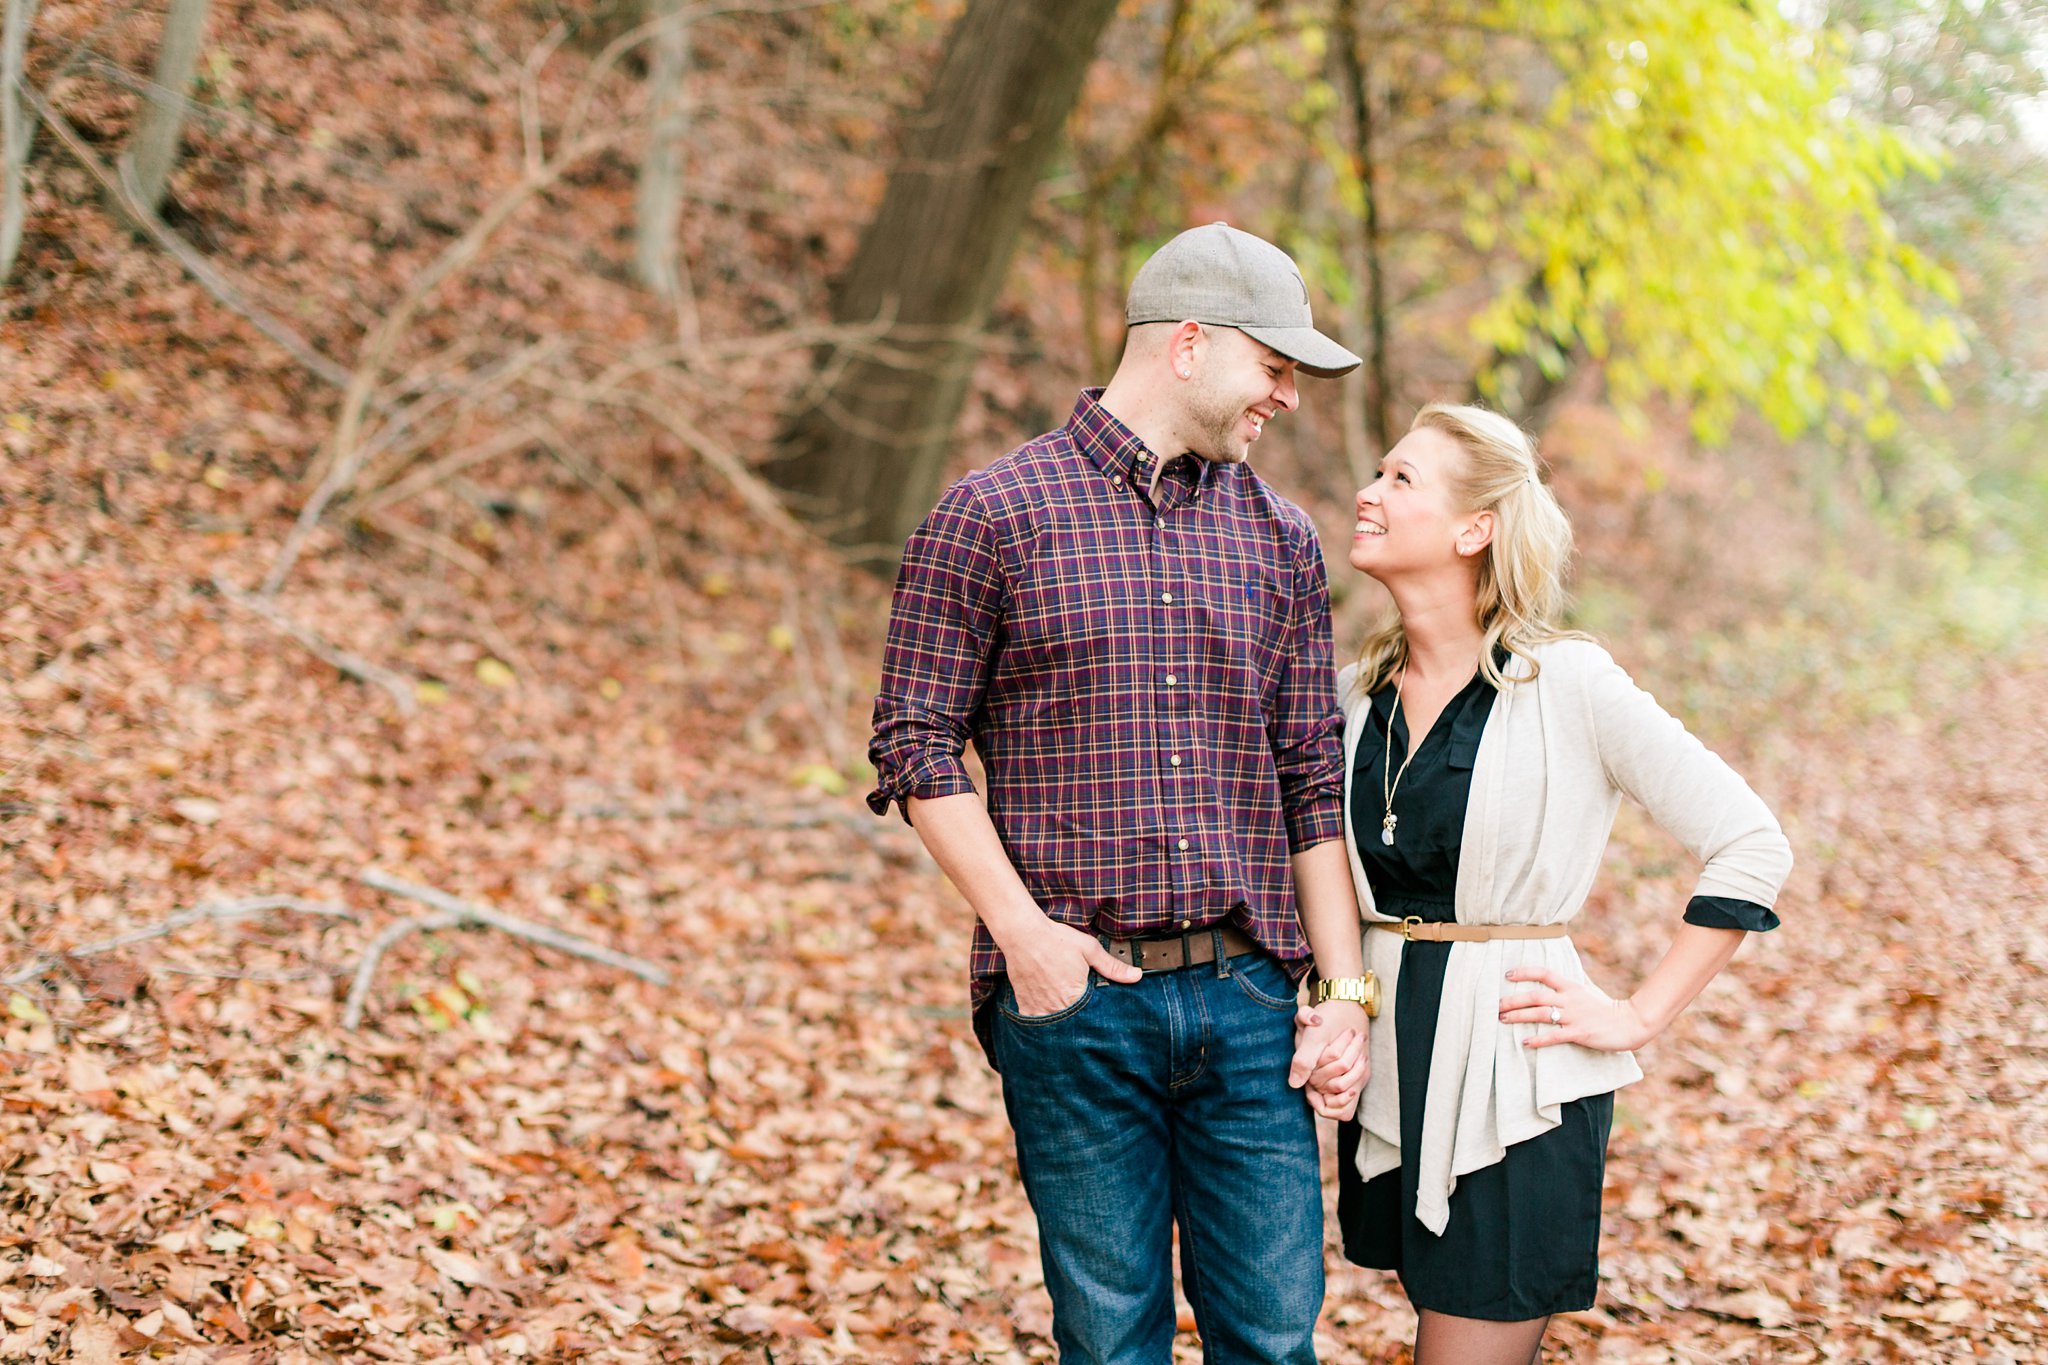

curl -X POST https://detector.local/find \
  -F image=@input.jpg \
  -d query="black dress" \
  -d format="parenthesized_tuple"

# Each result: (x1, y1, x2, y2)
(1334, 663, 1778, 1321)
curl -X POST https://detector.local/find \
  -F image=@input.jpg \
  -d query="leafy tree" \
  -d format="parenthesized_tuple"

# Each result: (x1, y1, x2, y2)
(1460, 0, 1964, 444)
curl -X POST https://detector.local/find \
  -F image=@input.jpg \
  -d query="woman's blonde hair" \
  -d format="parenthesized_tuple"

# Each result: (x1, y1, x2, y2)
(1352, 402, 1583, 695)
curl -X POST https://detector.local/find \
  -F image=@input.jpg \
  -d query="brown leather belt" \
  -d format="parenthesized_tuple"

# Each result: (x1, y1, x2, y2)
(1102, 924, 1262, 973)
(1368, 916, 1569, 943)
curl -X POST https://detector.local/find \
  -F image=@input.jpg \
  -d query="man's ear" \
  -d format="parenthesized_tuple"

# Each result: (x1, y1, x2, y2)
(1457, 509, 1496, 558)
(1171, 321, 1203, 379)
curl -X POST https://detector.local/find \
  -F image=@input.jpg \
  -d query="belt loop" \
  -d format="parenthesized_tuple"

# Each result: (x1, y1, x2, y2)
(1211, 925, 1228, 977)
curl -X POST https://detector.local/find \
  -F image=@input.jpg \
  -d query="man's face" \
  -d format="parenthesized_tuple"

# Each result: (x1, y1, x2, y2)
(1182, 327, 1301, 464)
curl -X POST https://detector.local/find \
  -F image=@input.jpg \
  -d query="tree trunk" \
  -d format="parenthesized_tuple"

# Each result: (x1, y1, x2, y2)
(123, 0, 208, 217)
(0, 0, 38, 286)
(634, 0, 698, 343)
(1334, 0, 1393, 471)
(767, 0, 1122, 554)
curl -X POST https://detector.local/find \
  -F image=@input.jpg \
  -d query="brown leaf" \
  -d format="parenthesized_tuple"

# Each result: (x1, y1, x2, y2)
(724, 1304, 826, 1339)
(64, 1318, 124, 1365)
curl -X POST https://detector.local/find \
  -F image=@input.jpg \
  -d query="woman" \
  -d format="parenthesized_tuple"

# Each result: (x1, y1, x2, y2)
(1301, 403, 1792, 1364)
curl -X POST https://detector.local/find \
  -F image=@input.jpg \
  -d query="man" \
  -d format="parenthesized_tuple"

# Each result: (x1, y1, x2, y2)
(867, 223, 1377, 1364)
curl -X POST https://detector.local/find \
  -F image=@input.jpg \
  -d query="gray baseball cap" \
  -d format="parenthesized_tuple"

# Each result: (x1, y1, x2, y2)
(1125, 222, 1362, 378)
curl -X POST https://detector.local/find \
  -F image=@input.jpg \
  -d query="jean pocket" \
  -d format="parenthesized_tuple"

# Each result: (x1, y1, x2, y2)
(1229, 957, 1300, 1012)
(998, 973, 1098, 1026)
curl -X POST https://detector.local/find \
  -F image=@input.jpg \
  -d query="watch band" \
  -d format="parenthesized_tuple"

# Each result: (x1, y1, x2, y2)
(1314, 971, 1380, 1018)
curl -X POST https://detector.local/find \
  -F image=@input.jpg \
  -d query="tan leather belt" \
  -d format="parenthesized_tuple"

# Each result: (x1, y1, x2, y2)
(1368, 917, 1569, 943)
(1102, 924, 1262, 973)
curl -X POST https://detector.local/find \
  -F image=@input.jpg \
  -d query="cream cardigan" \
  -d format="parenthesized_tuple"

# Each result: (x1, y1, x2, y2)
(1339, 638, 1793, 1235)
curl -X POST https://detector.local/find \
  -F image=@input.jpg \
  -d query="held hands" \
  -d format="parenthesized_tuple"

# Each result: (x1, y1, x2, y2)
(1290, 1001, 1369, 1121)
(1001, 917, 1143, 1016)
(1500, 966, 1655, 1053)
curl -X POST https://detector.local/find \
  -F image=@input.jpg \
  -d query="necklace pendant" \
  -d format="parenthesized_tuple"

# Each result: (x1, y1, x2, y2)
(1381, 812, 1397, 846)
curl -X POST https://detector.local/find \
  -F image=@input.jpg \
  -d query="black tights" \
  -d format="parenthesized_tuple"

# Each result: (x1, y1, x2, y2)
(1413, 1308, 1550, 1365)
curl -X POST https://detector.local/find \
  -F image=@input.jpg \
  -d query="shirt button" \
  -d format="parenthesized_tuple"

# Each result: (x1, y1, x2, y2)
(1165, 674, 1178, 686)
(1154, 518, 1164, 530)
(1169, 755, 1182, 767)
(1177, 838, 1190, 851)
(1181, 919, 1192, 929)
(1160, 591, 1174, 604)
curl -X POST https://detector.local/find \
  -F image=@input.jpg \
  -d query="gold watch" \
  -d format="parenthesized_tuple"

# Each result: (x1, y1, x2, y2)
(1314, 972, 1380, 1018)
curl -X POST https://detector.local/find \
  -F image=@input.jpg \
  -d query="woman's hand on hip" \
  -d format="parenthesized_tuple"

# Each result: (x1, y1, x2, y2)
(1501, 966, 1655, 1052)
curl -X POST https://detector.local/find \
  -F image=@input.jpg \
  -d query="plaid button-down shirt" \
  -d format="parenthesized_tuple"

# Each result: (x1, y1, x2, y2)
(867, 389, 1346, 1041)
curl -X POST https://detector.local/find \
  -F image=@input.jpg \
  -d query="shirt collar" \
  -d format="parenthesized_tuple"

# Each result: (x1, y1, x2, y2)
(1067, 387, 1214, 492)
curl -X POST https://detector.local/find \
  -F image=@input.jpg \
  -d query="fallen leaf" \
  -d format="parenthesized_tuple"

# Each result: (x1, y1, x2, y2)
(170, 797, 221, 825)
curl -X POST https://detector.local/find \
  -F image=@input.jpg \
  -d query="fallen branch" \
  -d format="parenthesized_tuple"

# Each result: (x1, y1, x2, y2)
(359, 507, 495, 581)
(345, 869, 671, 1030)
(20, 81, 356, 390)
(538, 427, 686, 665)
(3, 895, 357, 987)
(210, 572, 420, 716)
(341, 906, 464, 1031)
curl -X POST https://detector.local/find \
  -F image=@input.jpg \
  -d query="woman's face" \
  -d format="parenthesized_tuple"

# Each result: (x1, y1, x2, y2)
(1348, 426, 1478, 581)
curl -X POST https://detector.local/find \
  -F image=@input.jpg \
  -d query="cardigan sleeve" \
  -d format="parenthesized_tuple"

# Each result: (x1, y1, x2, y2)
(1576, 644, 1794, 910)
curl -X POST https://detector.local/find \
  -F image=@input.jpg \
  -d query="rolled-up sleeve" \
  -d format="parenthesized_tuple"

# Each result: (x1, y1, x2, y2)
(866, 480, 1005, 822)
(1267, 527, 1345, 852)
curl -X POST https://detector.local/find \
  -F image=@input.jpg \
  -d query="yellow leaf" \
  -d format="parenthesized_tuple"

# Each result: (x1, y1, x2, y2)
(598, 677, 623, 701)
(415, 680, 449, 706)
(202, 465, 230, 489)
(475, 658, 516, 689)
(8, 993, 48, 1023)
(584, 883, 610, 906)
(789, 763, 847, 795)
(426, 1201, 479, 1232)
(4, 413, 29, 432)
(768, 625, 795, 653)
(700, 571, 733, 598)
(149, 449, 173, 472)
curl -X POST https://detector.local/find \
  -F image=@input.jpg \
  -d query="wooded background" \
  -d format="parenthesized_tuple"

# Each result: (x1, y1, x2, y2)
(3, 1, 2046, 1361)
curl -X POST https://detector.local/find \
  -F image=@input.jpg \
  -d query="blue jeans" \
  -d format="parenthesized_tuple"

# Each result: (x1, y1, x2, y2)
(991, 944, 1322, 1365)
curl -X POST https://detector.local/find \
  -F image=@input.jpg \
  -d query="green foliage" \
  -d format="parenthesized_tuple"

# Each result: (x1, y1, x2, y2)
(1467, 0, 1965, 443)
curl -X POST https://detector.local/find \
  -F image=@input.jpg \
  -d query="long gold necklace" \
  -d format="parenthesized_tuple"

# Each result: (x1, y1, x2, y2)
(1380, 665, 1419, 847)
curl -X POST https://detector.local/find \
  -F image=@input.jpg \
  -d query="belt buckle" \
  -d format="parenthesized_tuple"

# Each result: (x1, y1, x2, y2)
(1402, 915, 1423, 942)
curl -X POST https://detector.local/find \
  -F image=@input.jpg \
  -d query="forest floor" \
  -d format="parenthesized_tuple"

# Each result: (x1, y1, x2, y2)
(5, 343, 2047, 1363)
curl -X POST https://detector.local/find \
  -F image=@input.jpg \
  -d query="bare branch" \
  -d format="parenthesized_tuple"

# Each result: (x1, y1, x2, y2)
(211, 572, 420, 715)
(19, 82, 355, 388)
(537, 424, 686, 664)
(360, 508, 495, 581)
(3, 896, 357, 987)
(590, 386, 809, 540)
(350, 869, 671, 1031)
(340, 907, 463, 1031)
